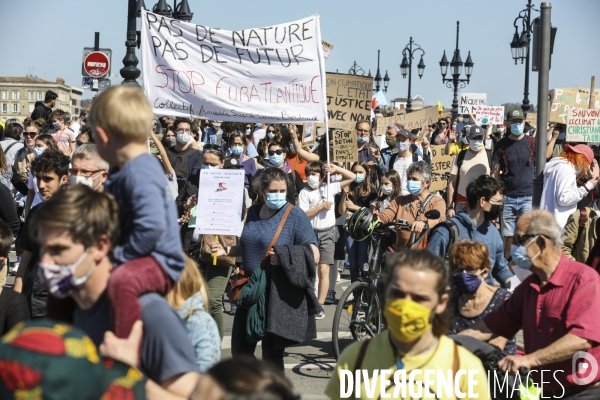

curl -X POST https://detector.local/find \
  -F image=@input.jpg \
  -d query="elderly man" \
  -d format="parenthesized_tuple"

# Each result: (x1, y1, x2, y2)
(380, 123, 402, 172)
(461, 210, 600, 399)
(70, 144, 109, 192)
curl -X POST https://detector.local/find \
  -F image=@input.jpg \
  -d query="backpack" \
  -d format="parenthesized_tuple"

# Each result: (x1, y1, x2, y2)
(497, 136, 536, 176)
(389, 152, 419, 170)
(453, 149, 493, 205)
(430, 219, 460, 264)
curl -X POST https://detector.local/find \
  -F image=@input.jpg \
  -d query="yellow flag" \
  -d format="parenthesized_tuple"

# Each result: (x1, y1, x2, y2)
(437, 101, 443, 117)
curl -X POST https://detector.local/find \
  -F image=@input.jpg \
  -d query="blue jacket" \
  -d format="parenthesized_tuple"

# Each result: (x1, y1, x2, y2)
(427, 212, 513, 287)
(177, 292, 220, 373)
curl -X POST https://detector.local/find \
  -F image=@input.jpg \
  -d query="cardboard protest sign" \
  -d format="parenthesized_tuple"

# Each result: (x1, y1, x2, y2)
(549, 87, 600, 123)
(333, 129, 358, 162)
(429, 145, 453, 193)
(302, 122, 316, 145)
(321, 40, 334, 61)
(475, 106, 505, 125)
(565, 108, 600, 142)
(326, 73, 373, 130)
(141, 10, 327, 123)
(459, 93, 487, 114)
(374, 106, 438, 135)
(194, 169, 245, 236)
(525, 113, 537, 127)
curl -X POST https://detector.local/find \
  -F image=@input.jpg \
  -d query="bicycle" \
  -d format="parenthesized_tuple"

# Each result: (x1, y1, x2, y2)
(331, 209, 440, 360)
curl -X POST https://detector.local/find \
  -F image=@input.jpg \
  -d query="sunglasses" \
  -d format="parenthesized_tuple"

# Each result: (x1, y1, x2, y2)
(268, 149, 284, 156)
(23, 132, 38, 137)
(513, 234, 544, 246)
(268, 130, 275, 133)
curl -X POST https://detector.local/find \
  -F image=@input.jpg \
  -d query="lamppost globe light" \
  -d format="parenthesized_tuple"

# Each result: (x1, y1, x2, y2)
(439, 51, 449, 77)
(450, 50, 463, 77)
(400, 56, 409, 78)
(152, 0, 172, 17)
(383, 71, 390, 93)
(136, 0, 146, 17)
(510, 0, 538, 113)
(510, 31, 520, 62)
(417, 57, 425, 79)
(464, 52, 474, 79)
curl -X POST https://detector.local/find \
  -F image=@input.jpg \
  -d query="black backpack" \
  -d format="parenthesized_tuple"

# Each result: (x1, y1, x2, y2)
(168, 148, 196, 179)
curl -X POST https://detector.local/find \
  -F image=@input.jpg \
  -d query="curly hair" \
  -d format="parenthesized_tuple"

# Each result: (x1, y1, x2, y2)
(31, 149, 69, 177)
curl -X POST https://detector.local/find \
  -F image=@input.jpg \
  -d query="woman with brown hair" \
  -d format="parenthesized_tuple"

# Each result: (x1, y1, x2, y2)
(447, 240, 515, 357)
(257, 124, 282, 166)
(325, 249, 488, 399)
(339, 160, 378, 282)
(540, 144, 600, 228)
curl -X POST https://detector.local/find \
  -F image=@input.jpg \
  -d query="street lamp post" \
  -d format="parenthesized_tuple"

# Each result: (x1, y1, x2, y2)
(121, 0, 193, 84)
(348, 61, 367, 76)
(439, 21, 474, 119)
(509, 0, 539, 114)
(400, 37, 425, 113)
(373, 50, 390, 93)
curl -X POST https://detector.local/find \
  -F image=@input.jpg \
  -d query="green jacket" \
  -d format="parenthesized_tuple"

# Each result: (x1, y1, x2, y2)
(562, 205, 599, 263)
(237, 266, 267, 344)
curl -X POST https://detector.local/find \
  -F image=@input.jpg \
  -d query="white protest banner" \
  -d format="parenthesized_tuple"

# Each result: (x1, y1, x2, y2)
(566, 108, 600, 142)
(141, 9, 327, 123)
(475, 106, 505, 125)
(194, 169, 245, 236)
(459, 93, 487, 114)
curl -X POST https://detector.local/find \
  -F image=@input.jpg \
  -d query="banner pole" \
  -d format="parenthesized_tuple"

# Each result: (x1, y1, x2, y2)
(326, 123, 330, 199)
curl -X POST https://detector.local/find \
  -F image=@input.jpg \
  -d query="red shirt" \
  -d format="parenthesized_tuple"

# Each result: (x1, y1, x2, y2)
(484, 254, 600, 390)
(287, 154, 307, 181)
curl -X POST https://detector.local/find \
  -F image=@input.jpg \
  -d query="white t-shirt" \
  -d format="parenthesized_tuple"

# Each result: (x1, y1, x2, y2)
(393, 154, 423, 195)
(70, 122, 81, 136)
(27, 171, 45, 209)
(253, 127, 266, 146)
(298, 182, 341, 230)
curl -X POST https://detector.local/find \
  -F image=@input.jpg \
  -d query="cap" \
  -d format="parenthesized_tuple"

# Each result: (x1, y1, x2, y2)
(507, 109, 525, 121)
(396, 129, 411, 140)
(467, 125, 485, 138)
(223, 157, 244, 169)
(565, 144, 595, 164)
(0, 319, 146, 399)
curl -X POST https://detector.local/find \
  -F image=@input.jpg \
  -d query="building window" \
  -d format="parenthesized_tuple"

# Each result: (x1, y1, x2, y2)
(29, 103, 35, 113)
(12, 91, 19, 100)
(74, 108, 80, 115)
(12, 104, 19, 113)
(28, 92, 34, 100)
(38, 92, 43, 100)
(1, 104, 6, 113)
(1, 92, 7, 100)
(72, 99, 77, 106)
(59, 93, 65, 102)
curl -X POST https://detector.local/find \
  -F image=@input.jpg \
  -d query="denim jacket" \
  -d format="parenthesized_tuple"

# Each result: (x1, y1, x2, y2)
(177, 292, 220, 373)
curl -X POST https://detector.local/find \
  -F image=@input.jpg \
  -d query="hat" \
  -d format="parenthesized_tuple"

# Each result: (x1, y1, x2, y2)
(395, 129, 411, 140)
(0, 319, 146, 399)
(507, 109, 525, 121)
(223, 157, 244, 169)
(467, 125, 485, 138)
(565, 144, 595, 164)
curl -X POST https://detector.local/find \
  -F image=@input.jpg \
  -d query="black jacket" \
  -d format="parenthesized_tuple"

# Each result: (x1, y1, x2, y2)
(267, 244, 318, 346)
(0, 183, 19, 237)
(31, 101, 51, 121)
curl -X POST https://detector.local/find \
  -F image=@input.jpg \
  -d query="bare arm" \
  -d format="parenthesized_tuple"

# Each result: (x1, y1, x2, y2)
(339, 190, 348, 215)
(150, 131, 174, 175)
(305, 202, 328, 219)
(292, 134, 319, 162)
(160, 372, 201, 399)
(447, 174, 457, 212)
(328, 163, 356, 189)
(491, 162, 501, 180)
(311, 243, 320, 264)
(528, 334, 591, 368)
(546, 130, 559, 160)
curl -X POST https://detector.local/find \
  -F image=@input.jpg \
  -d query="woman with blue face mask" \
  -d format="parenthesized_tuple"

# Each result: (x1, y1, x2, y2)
(340, 161, 378, 282)
(447, 240, 516, 358)
(227, 132, 257, 190)
(211, 167, 319, 372)
(257, 125, 281, 167)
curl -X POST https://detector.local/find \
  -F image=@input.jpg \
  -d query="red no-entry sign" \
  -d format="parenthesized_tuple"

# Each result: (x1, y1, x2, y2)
(83, 51, 110, 78)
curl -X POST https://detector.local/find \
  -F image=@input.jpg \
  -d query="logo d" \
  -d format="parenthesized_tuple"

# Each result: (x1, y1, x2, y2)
(572, 351, 599, 385)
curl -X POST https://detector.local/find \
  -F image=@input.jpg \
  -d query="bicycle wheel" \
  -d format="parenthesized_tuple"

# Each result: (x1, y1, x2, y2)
(332, 280, 382, 360)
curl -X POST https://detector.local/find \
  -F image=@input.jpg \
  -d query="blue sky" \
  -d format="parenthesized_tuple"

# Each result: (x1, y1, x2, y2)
(1, 0, 598, 107)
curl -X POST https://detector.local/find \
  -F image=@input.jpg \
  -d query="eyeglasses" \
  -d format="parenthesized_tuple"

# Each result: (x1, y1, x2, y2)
(357, 129, 370, 134)
(204, 144, 222, 151)
(69, 168, 103, 178)
(451, 268, 481, 276)
(513, 234, 543, 246)
(268, 149, 284, 156)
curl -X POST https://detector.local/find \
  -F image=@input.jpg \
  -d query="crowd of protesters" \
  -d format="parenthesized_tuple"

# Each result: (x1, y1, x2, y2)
(0, 87, 599, 399)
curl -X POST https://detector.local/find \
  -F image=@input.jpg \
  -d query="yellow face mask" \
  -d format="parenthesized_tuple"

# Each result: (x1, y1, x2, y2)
(384, 298, 432, 343)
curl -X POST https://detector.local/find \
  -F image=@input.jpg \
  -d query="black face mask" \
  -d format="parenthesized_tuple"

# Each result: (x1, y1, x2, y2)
(484, 204, 502, 221)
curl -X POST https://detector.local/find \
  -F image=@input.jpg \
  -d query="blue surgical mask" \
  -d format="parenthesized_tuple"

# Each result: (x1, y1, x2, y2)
(451, 272, 483, 294)
(463, 118, 470, 123)
(511, 123, 524, 136)
(397, 141, 410, 152)
(354, 174, 365, 183)
(452, 124, 457, 129)
(406, 180, 423, 195)
(558, 132, 566, 140)
(269, 154, 284, 166)
(510, 236, 541, 269)
(230, 146, 244, 155)
(461, 136, 469, 144)
(201, 164, 220, 170)
(265, 192, 287, 210)
(497, 128, 505, 133)
(357, 136, 368, 144)
(34, 147, 45, 157)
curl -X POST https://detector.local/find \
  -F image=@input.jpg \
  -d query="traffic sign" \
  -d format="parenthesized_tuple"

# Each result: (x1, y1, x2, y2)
(82, 47, 112, 78)
(82, 77, 111, 90)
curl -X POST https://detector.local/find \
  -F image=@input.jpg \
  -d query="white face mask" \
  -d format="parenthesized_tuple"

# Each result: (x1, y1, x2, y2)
(70, 173, 101, 190)
(469, 140, 483, 152)
(397, 141, 410, 152)
(307, 175, 321, 189)
(381, 185, 393, 195)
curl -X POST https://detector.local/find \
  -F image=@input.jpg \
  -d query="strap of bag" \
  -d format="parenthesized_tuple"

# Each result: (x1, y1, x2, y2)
(354, 339, 371, 371)
(260, 204, 293, 269)
(2, 141, 19, 155)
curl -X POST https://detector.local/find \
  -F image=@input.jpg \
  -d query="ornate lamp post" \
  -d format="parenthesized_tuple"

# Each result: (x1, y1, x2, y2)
(400, 37, 425, 113)
(509, 0, 538, 113)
